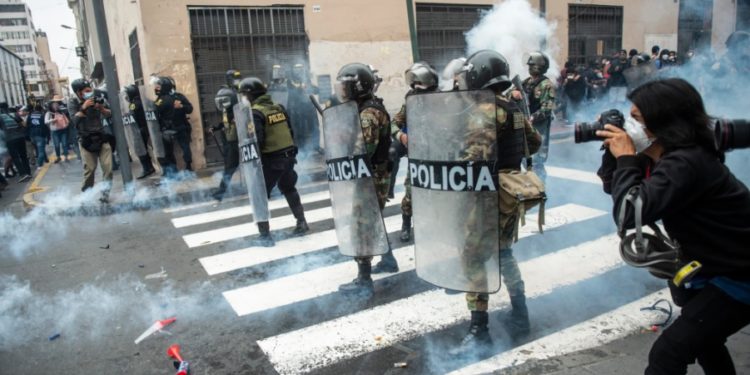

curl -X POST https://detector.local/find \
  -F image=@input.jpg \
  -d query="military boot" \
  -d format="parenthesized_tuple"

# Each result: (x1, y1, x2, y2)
(286, 192, 309, 235)
(499, 294, 530, 338)
(450, 311, 492, 356)
(399, 214, 412, 242)
(253, 221, 275, 247)
(372, 250, 399, 274)
(137, 155, 155, 179)
(338, 260, 374, 297)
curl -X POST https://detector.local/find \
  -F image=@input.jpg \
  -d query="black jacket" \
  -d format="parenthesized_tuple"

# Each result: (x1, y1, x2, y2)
(68, 97, 109, 137)
(599, 147, 750, 280)
(155, 92, 193, 132)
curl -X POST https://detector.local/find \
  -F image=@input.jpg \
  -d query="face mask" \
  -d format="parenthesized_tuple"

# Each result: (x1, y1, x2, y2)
(83, 91, 94, 99)
(241, 96, 251, 107)
(624, 117, 655, 153)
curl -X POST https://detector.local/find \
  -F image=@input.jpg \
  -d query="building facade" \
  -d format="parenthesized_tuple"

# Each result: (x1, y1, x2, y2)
(0, 0, 47, 98)
(35, 30, 62, 97)
(0, 43, 24, 106)
(68, 0, 744, 169)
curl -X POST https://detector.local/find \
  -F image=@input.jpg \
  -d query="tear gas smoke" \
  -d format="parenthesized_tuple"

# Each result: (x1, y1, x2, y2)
(0, 275, 222, 350)
(465, 0, 560, 82)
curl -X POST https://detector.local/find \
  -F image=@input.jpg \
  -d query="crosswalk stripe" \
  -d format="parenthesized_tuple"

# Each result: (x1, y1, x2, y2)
(257, 233, 624, 375)
(182, 192, 406, 248)
(162, 180, 329, 214)
(547, 166, 602, 185)
(448, 288, 674, 374)
(220, 203, 605, 317)
(199, 213, 403, 276)
(171, 190, 331, 228)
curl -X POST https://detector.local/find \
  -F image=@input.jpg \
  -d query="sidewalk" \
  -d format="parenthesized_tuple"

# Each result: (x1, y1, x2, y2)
(23, 153, 327, 214)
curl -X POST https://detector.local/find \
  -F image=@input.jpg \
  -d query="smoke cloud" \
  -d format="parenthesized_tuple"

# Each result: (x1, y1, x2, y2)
(465, 0, 560, 82)
(0, 275, 221, 350)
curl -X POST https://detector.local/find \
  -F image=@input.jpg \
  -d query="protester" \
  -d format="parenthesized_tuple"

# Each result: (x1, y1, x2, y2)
(25, 102, 49, 171)
(45, 96, 71, 163)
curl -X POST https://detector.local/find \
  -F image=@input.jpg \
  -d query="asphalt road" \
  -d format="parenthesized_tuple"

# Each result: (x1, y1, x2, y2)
(2, 138, 749, 374)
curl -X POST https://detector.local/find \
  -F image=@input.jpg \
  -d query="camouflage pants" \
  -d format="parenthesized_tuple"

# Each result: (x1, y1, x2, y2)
(465, 248, 526, 312)
(532, 118, 551, 181)
(355, 162, 390, 263)
(401, 171, 412, 217)
(464, 205, 525, 312)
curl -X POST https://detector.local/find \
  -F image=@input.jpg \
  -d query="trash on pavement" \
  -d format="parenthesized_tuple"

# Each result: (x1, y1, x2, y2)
(48, 333, 61, 341)
(134, 317, 177, 344)
(145, 267, 168, 280)
(167, 344, 191, 375)
(393, 362, 408, 368)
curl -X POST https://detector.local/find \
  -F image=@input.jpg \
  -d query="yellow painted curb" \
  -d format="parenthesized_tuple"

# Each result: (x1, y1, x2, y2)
(21, 154, 76, 209)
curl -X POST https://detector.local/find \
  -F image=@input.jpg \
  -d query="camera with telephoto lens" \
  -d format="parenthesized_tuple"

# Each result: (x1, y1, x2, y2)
(712, 118, 750, 151)
(574, 109, 625, 143)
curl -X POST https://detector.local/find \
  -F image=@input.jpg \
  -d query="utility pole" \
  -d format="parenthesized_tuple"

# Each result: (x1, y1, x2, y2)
(91, 0, 133, 186)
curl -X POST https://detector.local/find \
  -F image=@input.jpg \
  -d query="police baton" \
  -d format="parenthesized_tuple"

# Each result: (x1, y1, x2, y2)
(309, 94, 324, 115)
(511, 75, 532, 119)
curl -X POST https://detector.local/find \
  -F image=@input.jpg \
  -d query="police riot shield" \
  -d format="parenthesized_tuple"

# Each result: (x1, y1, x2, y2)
(407, 90, 500, 293)
(119, 92, 148, 158)
(233, 101, 270, 222)
(138, 85, 165, 158)
(322, 101, 389, 257)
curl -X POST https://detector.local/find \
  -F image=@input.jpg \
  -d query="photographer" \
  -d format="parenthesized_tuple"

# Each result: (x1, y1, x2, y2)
(597, 78, 750, 375)
(69, 78, 113, 203)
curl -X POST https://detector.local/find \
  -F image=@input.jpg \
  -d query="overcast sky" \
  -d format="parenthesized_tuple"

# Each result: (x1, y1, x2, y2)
(26, 0, 81, 81)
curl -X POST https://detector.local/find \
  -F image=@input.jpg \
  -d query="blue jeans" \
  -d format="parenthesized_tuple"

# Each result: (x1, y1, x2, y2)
(32, 136, 47, 167)
(52, 130, 69, 159)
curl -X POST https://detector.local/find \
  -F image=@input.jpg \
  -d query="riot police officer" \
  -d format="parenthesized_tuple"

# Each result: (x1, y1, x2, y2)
(512, 52, 555, 181)
(211, 69, 242, 201)
(123, 84, 156, 179)
(287, 63, 321, 156)
(383, 62, 439, 252)
(334, 63, 392, 296)
(238, 77, 309, 246)
(452, 50, 542, 352)
(211, 87, 240, 201)
(153, 76, 194, 175)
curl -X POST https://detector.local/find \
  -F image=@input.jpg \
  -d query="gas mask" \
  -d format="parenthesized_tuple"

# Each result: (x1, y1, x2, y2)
(624, 117, 655, 153)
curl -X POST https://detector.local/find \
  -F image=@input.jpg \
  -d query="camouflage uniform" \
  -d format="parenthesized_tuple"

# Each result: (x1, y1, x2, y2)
(522, 76, 555, 181)
(351, 102, 391, 265)
(390, 104, 411, 216)
(464, 94, 542, 312)
(360, 105, 391, 209)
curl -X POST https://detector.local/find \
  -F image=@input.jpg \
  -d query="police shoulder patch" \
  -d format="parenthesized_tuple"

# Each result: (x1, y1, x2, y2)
(129, 103, 135, 111)
(496, 107, 508, 124)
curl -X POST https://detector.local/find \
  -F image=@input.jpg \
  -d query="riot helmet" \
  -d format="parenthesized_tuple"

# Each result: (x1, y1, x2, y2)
(726, 30, 750, 65)
(271, 65, 285, 81)
(527, 51, 550, 76)
(405, 62, 438, 93)
(71, 78, 92, 96)
(215, 87, 238, 112)
(292, 63, 306, 82)
(123, 84, 139, 102)
(440, 57, 466, 91)
(238, 77, 267, 101)
(458, 50, 511, 92)
(153, 76, 174, 96)
(226, 69, 242, 89)
(335, 63, 380, 102)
